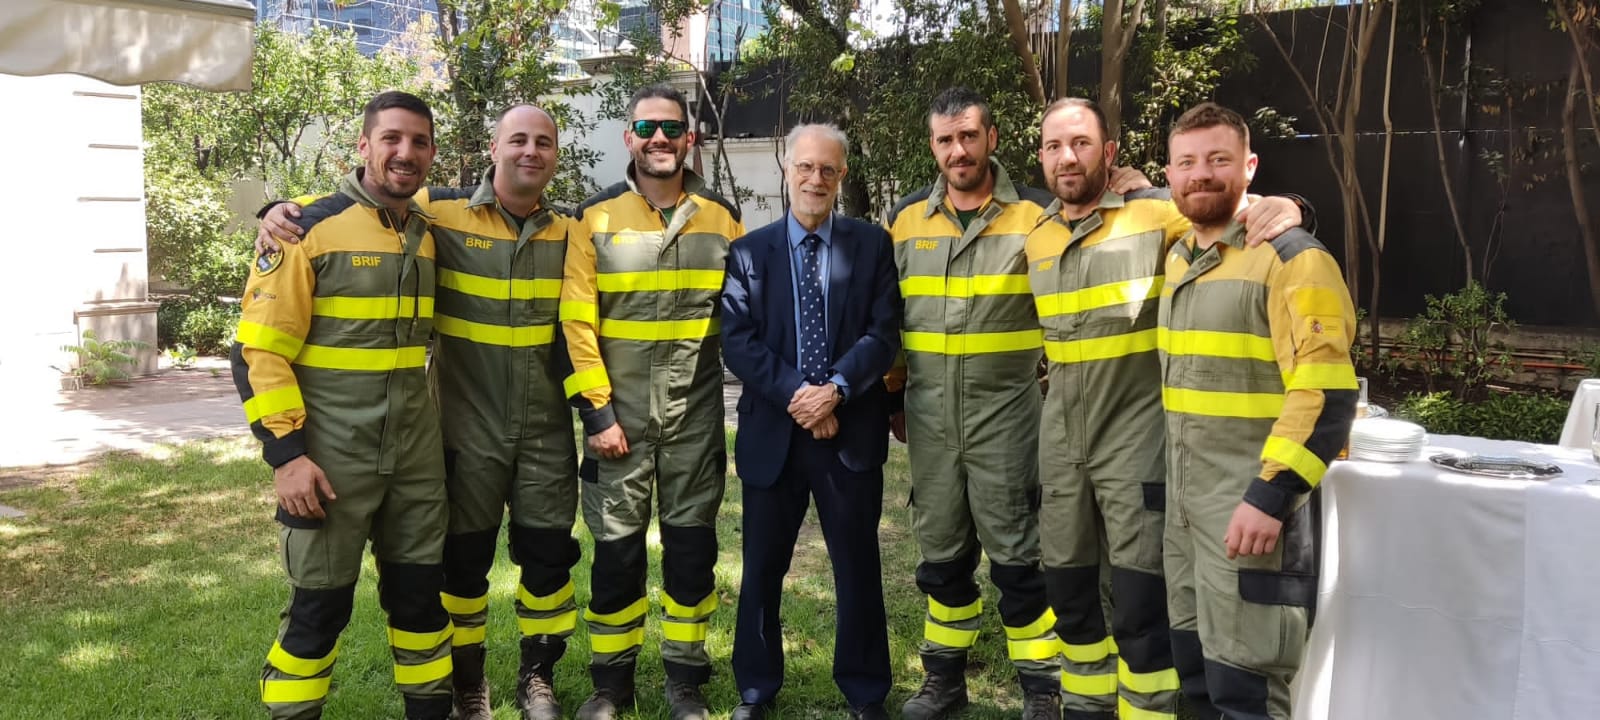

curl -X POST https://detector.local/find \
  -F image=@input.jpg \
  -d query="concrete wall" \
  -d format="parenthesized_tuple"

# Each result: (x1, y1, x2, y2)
(0, 73, 158, 390)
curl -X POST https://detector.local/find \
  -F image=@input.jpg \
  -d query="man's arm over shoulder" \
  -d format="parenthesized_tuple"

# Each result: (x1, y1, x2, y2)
(830, 219, 902, 398)
(720, 224, 807, 409)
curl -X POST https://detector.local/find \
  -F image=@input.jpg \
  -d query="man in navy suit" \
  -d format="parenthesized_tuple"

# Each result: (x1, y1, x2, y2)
(720, 123, 903, 720)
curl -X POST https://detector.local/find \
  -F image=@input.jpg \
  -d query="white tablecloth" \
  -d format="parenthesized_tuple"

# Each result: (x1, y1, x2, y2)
(1558, 378, 1600, 449)
(1293, 435, 1600, 720)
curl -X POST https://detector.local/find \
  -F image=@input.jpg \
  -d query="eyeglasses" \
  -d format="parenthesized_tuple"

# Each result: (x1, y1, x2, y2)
(791, 161, 841, 181)
(631, 119, 687, 139)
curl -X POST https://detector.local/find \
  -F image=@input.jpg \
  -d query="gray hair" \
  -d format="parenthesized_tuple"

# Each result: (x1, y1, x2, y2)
(782, 123, 850, 168)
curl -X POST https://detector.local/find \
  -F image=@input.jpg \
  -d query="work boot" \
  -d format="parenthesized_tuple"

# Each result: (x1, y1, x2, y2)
(1019, 689, 1061, 720)
(450, 644, 491, 720)
(516, 637, 566, 720)
(404, 694, 453, 720)
(901, 670, 968, 720)
(575, 664, 635, 720)
(664, 678, 710, 720)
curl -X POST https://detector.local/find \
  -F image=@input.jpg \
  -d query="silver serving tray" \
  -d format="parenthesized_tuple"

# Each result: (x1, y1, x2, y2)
(1428, 453, 1563, 479)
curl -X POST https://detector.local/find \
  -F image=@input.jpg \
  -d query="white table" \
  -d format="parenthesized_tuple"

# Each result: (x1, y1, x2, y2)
(1292, 435, 1600, 720)
(1559, 378, 1600, 449)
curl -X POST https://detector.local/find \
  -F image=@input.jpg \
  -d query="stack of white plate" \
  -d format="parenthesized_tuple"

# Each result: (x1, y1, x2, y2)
(1348, 418, 1428, 462)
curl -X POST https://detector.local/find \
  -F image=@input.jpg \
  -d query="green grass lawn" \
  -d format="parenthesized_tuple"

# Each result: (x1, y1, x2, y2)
(0, 436, 1043, 719)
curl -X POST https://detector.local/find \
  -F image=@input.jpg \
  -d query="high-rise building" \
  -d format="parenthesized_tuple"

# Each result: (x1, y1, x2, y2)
(618, 0, 771, 70)
(256, 0, 435, 57)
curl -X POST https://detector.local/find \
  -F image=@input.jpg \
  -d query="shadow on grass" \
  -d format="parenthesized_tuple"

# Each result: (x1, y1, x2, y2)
(0, 435, 1038, 719)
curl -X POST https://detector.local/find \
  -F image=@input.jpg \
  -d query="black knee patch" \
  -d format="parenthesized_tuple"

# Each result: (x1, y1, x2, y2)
(659, 524, 717, 605)
(1108, 567, 1171, 672)
(442, 527, 499, 599)
(915, 550, 982, 608)
(377, 562, 448, 633)
(589, 531, 648, 615)
(1170, 629, 1216, 715)
(989, 561, 1049, 628)
(509, 523, 581, 597)
(1204, 658, 1271, 720)
(1044, 565, 1105, 644)
(280, 584, 357, 660)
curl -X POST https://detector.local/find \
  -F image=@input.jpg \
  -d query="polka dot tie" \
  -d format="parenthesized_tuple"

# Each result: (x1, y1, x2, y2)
(798, 233, 827, 383)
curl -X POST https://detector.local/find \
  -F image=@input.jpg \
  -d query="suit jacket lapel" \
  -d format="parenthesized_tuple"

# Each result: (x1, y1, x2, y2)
(765, 227, 796, 361)
(826, 216, 850, 355)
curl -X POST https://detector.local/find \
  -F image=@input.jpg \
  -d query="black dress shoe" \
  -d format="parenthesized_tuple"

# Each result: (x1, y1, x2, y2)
(732, 701, 772, 720)
(849, 702, 890, 720)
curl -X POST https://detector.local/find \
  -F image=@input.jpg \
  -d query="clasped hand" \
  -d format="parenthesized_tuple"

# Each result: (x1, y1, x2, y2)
(788, 383, 839, 439)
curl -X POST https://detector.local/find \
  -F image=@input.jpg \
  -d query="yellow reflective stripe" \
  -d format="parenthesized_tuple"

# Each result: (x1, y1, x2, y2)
(1044, 329, 1157, 364)
(661, 591, 719, 618)
(236, 320, 304, 359)
(244, 385, 304, 423)
(923, 620, 979, 648)
(518, 580, 575, 612)
(1062, 671, 1118, 697)
(1118, 697, 1179, 720)
(1162, 387, 1284, 419)
(261, 676, 331, 704)
(439, 268, 561, 300)
(584, 597, 649, 626)
(518, 610, 578, 637)
(311, 295, 433, 320)
(928, 597, 982, 623)
(1262, 435, 1329, 486)
(901, 274, 1032, 298)
(266, 640, 337, 677)
(452, 624, 487, 646)
(1284, 362, 1359, 391)
(1156, 328, 1275, 362)
(590, 627, 646, 654)
(662, 619, 710, 643)
(598, 317, 718, 341)
(440, 593, 488, 616)
(1035, 276, 1161, 318)
(434, 314, 555, 347)
(394, 654, 453, 685)
(387, 624, 453, 652)
(1118, 658, 1181, 694)
(1061, 637, 1115, 664)
(295, 345, 427, 371)
(1004, 607, 1056, 640)
(564, 366, 611, 397)
(903, 329, 1043, 355)
(560, 300, 598, 324)
(596, 269, 724, 292)
(1008, 637, 1060, 661)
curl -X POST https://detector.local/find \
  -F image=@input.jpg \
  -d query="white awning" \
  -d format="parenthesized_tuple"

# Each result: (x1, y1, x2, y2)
(0, 0, 255, 91)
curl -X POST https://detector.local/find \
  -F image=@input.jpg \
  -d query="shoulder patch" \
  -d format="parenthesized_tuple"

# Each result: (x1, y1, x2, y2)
(575, 182, 629, 220)
(888, 186, 934, 227)
(695, 188, 742, 223)
(428, 185, 475, 201)
(295, 193, 357, 235)
(1126, 187, 1173, 202)
(254, 250, 284, 277)
(1269, 228, 1328, 263)
(1016, 184, 1056, 210)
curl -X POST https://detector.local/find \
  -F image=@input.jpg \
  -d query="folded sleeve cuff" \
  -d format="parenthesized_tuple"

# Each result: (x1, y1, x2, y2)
(1242, 477, 1300, 521)
(579, 404, 618, 436)
(263, 429, 308, 468)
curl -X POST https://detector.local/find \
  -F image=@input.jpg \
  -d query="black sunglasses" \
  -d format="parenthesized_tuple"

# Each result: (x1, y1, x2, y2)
(631, 119, 687, 139)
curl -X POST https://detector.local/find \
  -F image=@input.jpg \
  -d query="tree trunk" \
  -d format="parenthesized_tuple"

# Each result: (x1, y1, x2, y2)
(1420, 12, 1473, 284)
(1001, 0, 1046, 105)
(1054, 0, 1073, 100)
(1553, 0, 1600, 149)
(1563, 54, 1600, 319)
(1099, 0, 1146, 140)
(1373, 0, 1397, 356)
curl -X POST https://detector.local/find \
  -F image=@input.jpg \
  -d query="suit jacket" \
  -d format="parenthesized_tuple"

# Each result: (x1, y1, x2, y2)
(720, 213, 903, 488)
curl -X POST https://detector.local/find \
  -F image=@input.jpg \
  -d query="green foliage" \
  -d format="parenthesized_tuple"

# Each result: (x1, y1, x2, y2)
(1395, 390, 1568, 444)
(158, 299, 241, 357)
(145, 166, 252, 302)
(164, 344, 199, 370)
(1397, 281, 1516, 401)
(1120, 15, 1254, 183)
(58, 330, 149, 386)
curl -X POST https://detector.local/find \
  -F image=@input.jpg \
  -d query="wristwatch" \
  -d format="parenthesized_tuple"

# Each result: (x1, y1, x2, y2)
(831, 382, 845, 402)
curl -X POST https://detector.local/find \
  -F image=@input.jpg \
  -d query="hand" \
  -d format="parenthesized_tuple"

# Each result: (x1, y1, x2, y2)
(787, 383, 840, 428)
(1108, 165, 1154, 194)
(586, 423, 630, 460)
(810, 413, 839, 439)
(256, 202, 306, 256)
(1223, 501, 1283, 560)
(889, 411, 907, 443)
(1236, 195, 1303, 248)
(274, 455, 336, 520)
